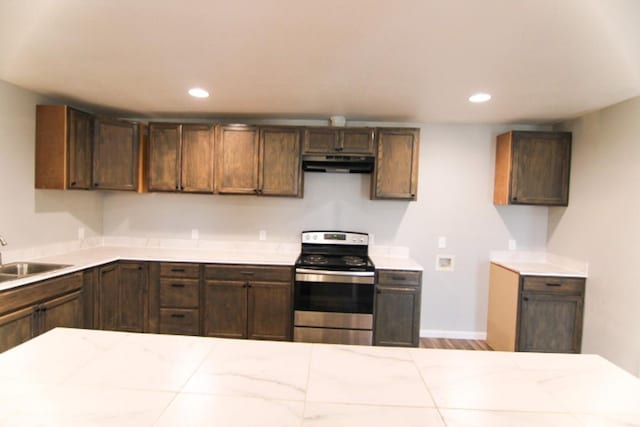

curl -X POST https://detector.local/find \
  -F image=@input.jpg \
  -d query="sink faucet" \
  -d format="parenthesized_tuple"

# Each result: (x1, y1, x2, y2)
(0, 235, 7, 265)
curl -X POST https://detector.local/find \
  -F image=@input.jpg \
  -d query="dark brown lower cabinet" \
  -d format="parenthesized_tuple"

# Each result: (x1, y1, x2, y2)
(203, 265, 293, 341)
(97, 261, 148, 333)
(517, 278, 584, 353)
(374, 270, 422, 347)
(0, 273, 84, 353)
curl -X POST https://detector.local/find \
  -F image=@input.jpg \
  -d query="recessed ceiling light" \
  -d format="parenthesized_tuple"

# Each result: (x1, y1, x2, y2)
(469, 93, 491, 103)
(188, 88, 209, 98)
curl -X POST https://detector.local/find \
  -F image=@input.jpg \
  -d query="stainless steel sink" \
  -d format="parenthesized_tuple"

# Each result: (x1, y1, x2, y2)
(0, 262, 71, 279)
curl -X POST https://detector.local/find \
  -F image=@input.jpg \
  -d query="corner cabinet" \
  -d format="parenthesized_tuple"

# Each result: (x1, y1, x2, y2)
(216, 125, 302, 197)
(203, 264, 293, 341)
(372, 128, 420, 201)
(373, 269, 422, 347)
(0, 273, 84, 353)
(486, 263, 585, 353)
(93, 118, 146, 191)
(35, 105, 93, 190)
(494, 131, 572, 206)
(147, 123, 214, 193)
(96, 261, 149, 332)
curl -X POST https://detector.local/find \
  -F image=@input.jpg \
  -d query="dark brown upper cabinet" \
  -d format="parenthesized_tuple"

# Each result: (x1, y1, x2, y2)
(216, 125, 302, 197)
(259, 127, 302, 197)
(93, 118, 145, 191)
(35, 105, 93, 190)
(303, 127, 375, 155)
(494, 131, 572, 206)
(371, 128, 420, 201)
(148, 123, 214, 193)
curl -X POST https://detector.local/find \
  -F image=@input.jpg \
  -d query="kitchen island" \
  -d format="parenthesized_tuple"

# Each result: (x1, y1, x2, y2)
(1, 328, 639, 426)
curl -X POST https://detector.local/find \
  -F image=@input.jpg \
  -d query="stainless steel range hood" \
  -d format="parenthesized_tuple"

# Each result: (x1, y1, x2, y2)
(302, 154, 374, 173)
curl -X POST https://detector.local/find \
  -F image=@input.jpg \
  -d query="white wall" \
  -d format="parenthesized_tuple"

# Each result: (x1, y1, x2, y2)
(0, 79, 103, 253)
(103, 123, 549, 335)
(549, 96, 640, 375)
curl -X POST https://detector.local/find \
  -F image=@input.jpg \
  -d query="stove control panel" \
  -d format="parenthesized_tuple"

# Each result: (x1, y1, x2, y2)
(301, 231, 369, 246)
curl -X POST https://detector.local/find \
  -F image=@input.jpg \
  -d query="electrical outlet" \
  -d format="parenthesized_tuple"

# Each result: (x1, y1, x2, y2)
(78, 227, 85, 240)
(508, 239, 517, 251)
(191, 229, 199, 240)
(259, 230, 267, 241)
(438, 236, 447, 249)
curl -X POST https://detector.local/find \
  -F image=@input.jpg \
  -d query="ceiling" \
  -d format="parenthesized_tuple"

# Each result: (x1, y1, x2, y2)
(1, 0, 639, 124)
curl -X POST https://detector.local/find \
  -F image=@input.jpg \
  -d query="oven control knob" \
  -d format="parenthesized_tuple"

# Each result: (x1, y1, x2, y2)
(312, 235, 318, 240)
(303, 235, 309, 241)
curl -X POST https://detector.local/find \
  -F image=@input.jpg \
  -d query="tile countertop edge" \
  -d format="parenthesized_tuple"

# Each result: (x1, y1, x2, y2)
(0, 246, 424, 292)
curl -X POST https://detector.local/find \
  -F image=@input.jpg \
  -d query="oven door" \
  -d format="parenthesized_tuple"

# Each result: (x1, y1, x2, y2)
(294, 269, 375, 314)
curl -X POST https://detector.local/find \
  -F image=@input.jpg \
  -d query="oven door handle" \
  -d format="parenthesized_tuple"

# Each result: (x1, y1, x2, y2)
(295, 269, 375, 284)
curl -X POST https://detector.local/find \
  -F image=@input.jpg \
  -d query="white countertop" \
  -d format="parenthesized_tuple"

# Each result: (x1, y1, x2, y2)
(491, 261, 588, 278)
(1, 328, 638, 426)
(0, 243, 423, 292)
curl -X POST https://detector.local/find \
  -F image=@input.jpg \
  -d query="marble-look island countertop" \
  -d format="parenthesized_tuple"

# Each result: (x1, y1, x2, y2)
(1, 328, 639, 426)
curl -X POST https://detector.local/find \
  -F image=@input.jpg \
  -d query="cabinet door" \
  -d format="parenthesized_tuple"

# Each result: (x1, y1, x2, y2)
(259, 127, 302, 197)
(374, 285, 421, 347)
(38, 291, 83, 335)
(118, 262, 148, 333)
(83, 268, 98, 329)
(373, 128, 420, 200)
(511, 132, 571, 205)
(93, 118, 139, 190)
(0, 306, 35, 353)
(518, 293, 583, 353)
(341, 128, 375, 154)
(97, 264, 119, 331)
(203, 280, 247, 338)
(247, 281, 292, 341)
(216, 125, 259, 194)
(303, 128, 339, 153)
(181, 124, 214, 193)
(148, 123, 180, 191)
(67, 108, 93, 190)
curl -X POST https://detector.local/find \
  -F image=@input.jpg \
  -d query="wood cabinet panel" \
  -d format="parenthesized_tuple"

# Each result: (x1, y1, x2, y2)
(259, 127, 302, 197)
(494, 131, 572, 206)
(97, 264, 119, 331)
(159, 263, 200, 278)
(247, 281, 292, 341)
(374, 269, 422, 347)
(518, 293, 583, 353)
(39, 291, 83, 335)
(203, 280, 247, 338)
(372, 128, 420, 200)
(118, 262, 148, 333)
(204, 265, 292, 282)
(0, 306, 34, 353)
(303, 128, 339, 153)
(67, 108, 93, 189)
(341, 128, 375, 154)
(159, 278, 199, 308)
(303, 128, 374, 155)
(148, 123, 180, 191)
(159, 308, 200, 336)
(93, 118, 140, 191)
(216, 125, 260, 194)
(181, 124, 214, 193)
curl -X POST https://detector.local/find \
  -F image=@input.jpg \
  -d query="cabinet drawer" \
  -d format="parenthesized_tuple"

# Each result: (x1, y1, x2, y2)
(377, 270, 421, 287)
(0, 272, 83, 315)
(159, 308, 199, 335)
(159, 263, 200, 279)
(204, 265, 292, 282)
(522, 276, 585, 294)
(159, 278, 199, 308)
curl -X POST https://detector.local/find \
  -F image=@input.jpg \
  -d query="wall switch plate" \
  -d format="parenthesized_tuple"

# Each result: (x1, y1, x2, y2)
(438, 236, 447, 249)
(259, 230, 267, 241)
(78, 227, 85, 240)
(191, 229, 199, 240)
(508, 239, 517, 251)
(435, 254, 455, 271)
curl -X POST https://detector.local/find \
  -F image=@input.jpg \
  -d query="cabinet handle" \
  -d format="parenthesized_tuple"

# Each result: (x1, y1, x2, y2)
(240, 271, 255, 276)
(512, 196, 518, 201)
(171, 283, 185, 288)
(410, 194, 416, 198)
(546, 283, 562, 287)
(247, 283, 252, 288)
(70, 181, 77, 186)
(175, 185, 179, 190)
(171, 314, 185, 318)
(94, 182, 99, 187)
(523, 297, 529, 301)
(171, 268, 185, 272)
(391, 276, 406, 281)
(376, 289, 381, 294)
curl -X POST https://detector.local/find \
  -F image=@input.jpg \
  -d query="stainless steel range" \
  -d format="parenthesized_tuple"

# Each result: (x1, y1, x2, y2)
(293, 231, 375, 345)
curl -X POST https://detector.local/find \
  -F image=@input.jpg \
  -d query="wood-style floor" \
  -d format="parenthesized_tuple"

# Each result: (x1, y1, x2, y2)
(419, 338, 492, 351)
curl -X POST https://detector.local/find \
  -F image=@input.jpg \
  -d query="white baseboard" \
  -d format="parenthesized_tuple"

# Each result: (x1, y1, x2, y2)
(420, 329, 487, 340)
